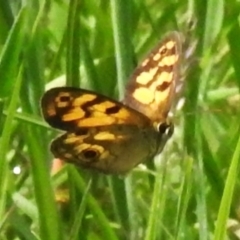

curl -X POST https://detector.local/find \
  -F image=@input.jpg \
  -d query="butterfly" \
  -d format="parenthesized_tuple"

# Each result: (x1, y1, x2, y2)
(41, 31, 182, 174)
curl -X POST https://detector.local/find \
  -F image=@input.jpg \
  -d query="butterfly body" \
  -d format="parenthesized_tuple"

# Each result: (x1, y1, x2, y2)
(41, 32, 181, 174)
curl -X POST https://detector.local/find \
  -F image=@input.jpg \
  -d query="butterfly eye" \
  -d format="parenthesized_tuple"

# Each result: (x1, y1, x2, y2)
(157, 122, 174, 137)
(81, 149, 99, 162)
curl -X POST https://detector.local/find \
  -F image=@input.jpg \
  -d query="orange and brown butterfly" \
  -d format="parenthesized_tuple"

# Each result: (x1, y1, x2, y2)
(41, 31, 182, 174)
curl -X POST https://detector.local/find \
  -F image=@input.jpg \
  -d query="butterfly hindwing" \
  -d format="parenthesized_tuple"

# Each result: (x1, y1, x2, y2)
(50, 124, 159, 174)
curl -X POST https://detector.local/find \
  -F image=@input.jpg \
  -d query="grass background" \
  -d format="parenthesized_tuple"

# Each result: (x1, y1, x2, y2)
(0, 0, 240, 239)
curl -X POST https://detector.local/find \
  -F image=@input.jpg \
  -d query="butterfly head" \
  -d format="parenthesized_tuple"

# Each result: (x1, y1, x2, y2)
(154, 120, 174, 154)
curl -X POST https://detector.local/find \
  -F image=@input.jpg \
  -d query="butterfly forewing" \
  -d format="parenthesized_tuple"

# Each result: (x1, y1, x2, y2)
(41, 87, 151, 132)
(124, 31, 182, 122)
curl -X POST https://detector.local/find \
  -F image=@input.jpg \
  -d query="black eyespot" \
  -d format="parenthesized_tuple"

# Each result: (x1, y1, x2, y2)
(82, 149, 98, 162)
(60, 96, 71, 102)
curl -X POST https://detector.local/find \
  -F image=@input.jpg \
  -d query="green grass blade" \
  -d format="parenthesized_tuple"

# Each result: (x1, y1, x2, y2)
(213, 133, 240, 240)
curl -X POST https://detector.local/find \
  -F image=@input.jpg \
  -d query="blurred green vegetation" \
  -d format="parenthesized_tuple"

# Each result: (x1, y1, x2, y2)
(0, 0, 240, 239)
